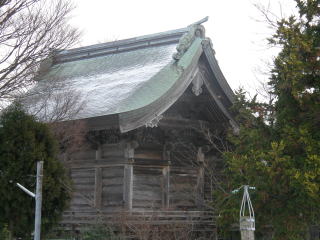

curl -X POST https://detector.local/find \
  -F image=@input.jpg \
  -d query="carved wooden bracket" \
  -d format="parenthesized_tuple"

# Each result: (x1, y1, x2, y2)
(87, 128, 124, 147)
(145, 114, 163, 128)
(191, 70, 204, 96)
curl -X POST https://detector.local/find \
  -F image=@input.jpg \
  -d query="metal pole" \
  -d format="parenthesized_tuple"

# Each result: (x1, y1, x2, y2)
(34, 161, 43, 240)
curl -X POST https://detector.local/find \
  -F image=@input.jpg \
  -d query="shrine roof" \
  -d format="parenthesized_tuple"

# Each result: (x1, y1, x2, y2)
(21, 17, 238, 132)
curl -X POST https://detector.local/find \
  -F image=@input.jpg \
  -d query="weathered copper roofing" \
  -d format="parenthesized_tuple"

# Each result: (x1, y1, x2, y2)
(22, 18, 238, 132)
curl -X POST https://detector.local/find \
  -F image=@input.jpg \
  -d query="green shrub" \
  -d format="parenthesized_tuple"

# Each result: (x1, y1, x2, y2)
(0, 225, 10, 240)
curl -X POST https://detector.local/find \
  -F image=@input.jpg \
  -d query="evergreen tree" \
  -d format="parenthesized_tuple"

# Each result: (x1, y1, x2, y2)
(0, 104, 70, 239)
(216, 1, 320, 239)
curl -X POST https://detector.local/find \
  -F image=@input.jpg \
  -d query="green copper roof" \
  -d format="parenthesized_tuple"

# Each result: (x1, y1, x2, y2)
(22, 27, 206, 121)
(19, 20, 239, 132)
(117, 38, 203, 113)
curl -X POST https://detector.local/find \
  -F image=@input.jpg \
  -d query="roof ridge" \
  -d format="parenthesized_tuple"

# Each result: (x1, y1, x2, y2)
(54, 27, 188, 64)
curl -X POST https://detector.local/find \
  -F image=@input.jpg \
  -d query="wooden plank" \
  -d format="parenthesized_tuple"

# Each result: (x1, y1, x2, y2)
(133, 167, 162, 175)
(72, 185, 95, 192)
(69, 150, 96, 161)
(134, 150, 162, 160)
(123, 164, 133, 211)
(102, 144, 124, 157)
(102, 185, 123, 195)
(102, 193, 123, 205)
(133, 190, 162, 201)
(170, 167, 199, 210)
(133, 175, 161, 185)
(102, 177, 123, 186)
(70, 198, 94, 206)
(71, 168, 95, 178)
(69, 161, 126, 169)
(102, 167, 124, 178)
(72, 177, 95, 184)
(132, 200, 162, 208)
(94, 167, 102, 209)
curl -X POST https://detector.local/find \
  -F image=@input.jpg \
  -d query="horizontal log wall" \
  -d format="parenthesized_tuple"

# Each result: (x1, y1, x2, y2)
(65, 143, 127, 217)
(70, 168, 95, 211)
(62, 142, 208, 226)
(133, 166, 162, 210)
(102, 166, 124, 211)
(170, 168, 198, 210)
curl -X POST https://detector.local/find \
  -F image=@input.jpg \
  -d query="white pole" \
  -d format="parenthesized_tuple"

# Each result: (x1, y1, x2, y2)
(16, 183, 35, 198)
(34, 161, 43, 240)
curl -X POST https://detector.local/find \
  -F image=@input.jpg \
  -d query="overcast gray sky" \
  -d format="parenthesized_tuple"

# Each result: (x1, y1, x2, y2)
(69, 0, 296, 95)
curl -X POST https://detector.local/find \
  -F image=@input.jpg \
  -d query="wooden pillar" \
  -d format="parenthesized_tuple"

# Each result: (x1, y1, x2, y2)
(196, 147, 205, 207)
(123, 141, 136, 211)
(162, 148, 171, 209)
(162, 166, 170, 208)
(95, 144, 102, 160)
(94, 167, 102, 209)
(123, 163, 133, 211)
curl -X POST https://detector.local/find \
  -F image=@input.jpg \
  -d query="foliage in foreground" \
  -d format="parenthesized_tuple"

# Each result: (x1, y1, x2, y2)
(80, 225, 124, 240)
(0, 225, 10, 240)
(0, 104, 70, 239)
(215, 1, 320, 239)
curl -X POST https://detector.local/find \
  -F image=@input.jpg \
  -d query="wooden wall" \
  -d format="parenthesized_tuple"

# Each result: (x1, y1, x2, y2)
(133, 166, 162, 210)
(61, 136, 209, 226)
(69, 168, 95, 211)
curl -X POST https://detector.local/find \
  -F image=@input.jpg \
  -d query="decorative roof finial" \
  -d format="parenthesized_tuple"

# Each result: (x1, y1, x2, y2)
(173, 16, 209, 60)
(188, 16, 209, 27)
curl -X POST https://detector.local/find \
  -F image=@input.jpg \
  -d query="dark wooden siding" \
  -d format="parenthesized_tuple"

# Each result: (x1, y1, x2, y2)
(70, 168, 95, 211)
(102, 166, 124, 211)
(133, 166, 163, 210)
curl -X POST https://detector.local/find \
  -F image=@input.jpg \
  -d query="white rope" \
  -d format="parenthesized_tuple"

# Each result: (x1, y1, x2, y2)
(240, 185, 255, 231)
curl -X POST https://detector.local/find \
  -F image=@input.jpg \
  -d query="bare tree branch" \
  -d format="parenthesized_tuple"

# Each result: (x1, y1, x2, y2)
(0, 0, 80, 102)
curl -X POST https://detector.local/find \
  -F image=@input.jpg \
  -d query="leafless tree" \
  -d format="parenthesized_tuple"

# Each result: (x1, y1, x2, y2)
(0, 0, 80, 102)
(0, 0, 88, 156)
(170, 125, 231, 201)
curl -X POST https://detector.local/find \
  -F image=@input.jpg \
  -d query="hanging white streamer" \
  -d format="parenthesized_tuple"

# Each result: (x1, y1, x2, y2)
(240, 185, 255, 231)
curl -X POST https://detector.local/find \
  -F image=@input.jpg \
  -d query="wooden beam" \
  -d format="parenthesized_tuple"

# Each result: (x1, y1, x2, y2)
(123, 164, 133, 211)
(94, 167, 102, 209)
(134, 151, 162, 160)
(178, 93, 210, 103)
(159, 117, 210, 130)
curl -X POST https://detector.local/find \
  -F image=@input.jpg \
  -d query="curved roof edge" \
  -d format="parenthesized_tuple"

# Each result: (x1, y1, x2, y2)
(202, 39, 235, 103)
(32, 18, 238, 133)
(119, 38, 204, 132)
(116, 28, 239, 133)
